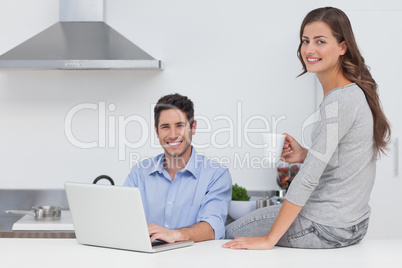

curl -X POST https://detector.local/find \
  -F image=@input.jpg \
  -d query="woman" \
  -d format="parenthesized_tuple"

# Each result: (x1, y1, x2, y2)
(223, 7, 391, 250)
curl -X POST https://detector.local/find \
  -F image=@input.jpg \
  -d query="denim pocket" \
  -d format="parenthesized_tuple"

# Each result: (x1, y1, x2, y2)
(284, 217, 369, 249)
(286, 225, 340, 248)
(312, 223, 344, 248)
(312, 219, 369, 248)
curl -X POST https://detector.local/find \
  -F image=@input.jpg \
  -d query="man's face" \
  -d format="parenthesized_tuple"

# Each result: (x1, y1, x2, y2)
(156, 109, 196, 158)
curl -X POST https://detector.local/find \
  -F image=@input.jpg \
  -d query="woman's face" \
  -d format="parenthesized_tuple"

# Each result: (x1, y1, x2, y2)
(300, 21, 346, 75)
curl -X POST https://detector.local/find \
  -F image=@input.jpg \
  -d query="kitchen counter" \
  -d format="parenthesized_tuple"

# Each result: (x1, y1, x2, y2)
(0, 215, 75, 238)
(0, 238, 401, 268)
(0, 230, 75, 238)
(0, 189, 75, 238)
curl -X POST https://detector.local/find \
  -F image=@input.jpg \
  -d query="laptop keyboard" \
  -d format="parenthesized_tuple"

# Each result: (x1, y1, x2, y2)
(152, 239, 168, 247)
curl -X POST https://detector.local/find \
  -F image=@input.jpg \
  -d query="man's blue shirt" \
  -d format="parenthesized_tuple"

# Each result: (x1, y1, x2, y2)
(123, 148, 232, 239)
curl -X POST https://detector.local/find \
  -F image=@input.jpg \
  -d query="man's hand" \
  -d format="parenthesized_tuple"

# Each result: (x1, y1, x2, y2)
(148, 221, 215, 243)
(148, 223, 183, 243)
(222, 236, 275, 250)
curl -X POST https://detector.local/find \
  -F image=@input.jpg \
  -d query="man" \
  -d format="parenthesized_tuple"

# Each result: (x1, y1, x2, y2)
(124, 93, 232, 243)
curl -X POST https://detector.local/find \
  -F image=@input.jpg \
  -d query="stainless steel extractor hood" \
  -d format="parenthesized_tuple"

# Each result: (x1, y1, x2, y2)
(0, 0, 162, 70)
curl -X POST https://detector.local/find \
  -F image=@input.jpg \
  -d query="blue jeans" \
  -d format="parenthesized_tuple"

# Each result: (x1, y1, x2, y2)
(225, 205, 369, 248)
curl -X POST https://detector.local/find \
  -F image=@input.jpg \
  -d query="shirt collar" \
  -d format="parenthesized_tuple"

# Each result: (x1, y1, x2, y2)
(149, 146, 200, 180)
(184, 147, 200, 180)
(150, 154, 165, 175)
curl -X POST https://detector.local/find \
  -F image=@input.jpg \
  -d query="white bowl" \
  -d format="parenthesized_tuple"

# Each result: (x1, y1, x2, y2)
(228, 200, 257, 220)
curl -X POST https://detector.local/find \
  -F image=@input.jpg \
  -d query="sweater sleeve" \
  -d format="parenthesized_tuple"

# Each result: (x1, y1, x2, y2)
(285, 90, 356, 206)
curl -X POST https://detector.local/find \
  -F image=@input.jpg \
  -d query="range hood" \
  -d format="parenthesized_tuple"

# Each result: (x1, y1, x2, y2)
(0, 0, 162, 70)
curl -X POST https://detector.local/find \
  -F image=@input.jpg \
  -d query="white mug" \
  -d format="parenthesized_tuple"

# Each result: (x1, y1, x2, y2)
(262, 133, 286, 163)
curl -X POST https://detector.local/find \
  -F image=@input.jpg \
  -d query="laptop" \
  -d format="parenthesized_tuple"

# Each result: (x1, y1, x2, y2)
(64, 182, 194, 253)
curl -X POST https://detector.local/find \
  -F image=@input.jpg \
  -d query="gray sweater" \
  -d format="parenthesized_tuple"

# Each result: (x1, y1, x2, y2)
(285, 83, 375, 228)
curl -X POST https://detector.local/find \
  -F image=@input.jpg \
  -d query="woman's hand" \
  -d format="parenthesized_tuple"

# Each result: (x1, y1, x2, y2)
(281, 133, 308, 163)
(222, 236, 275, 250)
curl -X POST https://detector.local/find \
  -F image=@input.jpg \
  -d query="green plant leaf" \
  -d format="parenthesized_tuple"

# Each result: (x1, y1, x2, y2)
(232, 183, 250, 201)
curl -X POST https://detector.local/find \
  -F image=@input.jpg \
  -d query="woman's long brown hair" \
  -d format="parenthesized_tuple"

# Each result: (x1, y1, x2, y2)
(297, 7, 391, 157)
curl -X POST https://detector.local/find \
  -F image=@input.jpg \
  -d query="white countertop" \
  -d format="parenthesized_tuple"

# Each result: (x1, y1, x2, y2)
(12, 210, 74, 231)
(1, 238, 401, 268)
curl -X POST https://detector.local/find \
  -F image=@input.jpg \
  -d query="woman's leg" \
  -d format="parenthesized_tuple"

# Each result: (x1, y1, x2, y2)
(225, 205, 282, 239)
(226, 205, 369, 249)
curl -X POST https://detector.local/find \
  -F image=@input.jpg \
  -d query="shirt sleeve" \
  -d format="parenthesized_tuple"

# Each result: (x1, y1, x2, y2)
(123, 165, 139, 187)
(196, 168, 232, 239)
(285, 93, 355, 206)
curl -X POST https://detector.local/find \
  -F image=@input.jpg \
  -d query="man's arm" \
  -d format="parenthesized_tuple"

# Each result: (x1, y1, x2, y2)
(195, 168, 232, 240)
(148, 221, 214, 243)
(148, 167, 232, 243)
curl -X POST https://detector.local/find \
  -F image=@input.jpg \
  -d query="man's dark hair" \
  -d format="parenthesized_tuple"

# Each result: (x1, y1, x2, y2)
(154, 93, 194, 129)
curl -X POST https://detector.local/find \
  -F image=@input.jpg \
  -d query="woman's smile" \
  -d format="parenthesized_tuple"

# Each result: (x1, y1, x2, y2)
(306, 57, 322, 64)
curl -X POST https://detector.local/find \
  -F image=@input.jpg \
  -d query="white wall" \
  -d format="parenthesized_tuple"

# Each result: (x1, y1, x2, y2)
(0, 0, 401, 238)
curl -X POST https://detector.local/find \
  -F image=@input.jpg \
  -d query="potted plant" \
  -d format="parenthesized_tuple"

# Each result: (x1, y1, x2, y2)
(228, 184, 256, 220)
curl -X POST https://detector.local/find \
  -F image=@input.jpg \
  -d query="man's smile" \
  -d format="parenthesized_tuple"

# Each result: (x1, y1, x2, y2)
(166, 140, 183, 147)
